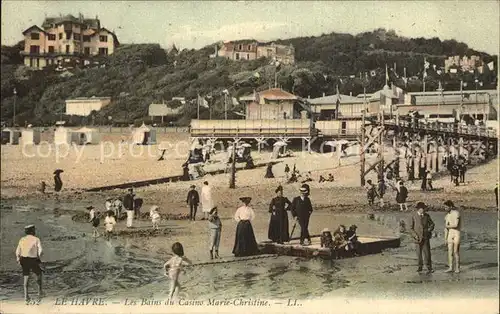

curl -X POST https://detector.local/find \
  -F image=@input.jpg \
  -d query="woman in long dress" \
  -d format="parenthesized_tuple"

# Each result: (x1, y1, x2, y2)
(232, 197, 259, 257)
(200, 181, 213, 220)
(268, 186, 292, 244)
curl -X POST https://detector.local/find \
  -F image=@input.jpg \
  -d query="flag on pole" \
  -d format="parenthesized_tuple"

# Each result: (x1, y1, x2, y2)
(198, 95, 209, 108)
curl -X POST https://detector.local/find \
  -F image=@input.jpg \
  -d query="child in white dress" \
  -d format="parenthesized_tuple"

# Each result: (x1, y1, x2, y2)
(164, 242, 192, 298)
(104, 211, 116, 241)
(150, 206, 161, 230)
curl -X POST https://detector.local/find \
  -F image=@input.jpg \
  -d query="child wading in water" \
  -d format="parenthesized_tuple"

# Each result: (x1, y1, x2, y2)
(150, 205, 161, 230)
(164, 242, 192, 299)
(104, 210, 116, 241)
(208, 207, 222, 259)
(87, 206, 100, 239)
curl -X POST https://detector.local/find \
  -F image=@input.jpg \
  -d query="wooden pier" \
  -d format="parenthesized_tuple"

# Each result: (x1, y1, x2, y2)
(258, 234, 401, 259)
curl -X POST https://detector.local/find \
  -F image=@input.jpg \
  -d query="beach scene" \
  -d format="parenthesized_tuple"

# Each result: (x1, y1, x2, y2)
(1, 1, 499, 313)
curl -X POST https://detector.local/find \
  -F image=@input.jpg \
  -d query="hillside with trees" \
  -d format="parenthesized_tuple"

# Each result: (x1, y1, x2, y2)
(1, 29, 497, 126)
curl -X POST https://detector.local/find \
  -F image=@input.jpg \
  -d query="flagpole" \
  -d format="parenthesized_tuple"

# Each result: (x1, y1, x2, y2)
(423, 58, 426, 93)
(385, 64, 388, 86)
(459, 79, 463, 121)
(197, 94, 200, 119)
(224, 93, 227, 120)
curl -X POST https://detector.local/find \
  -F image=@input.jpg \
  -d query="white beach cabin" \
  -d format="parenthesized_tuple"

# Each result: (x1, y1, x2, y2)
(21, 128, 41, 145)
(54, 126, 72, 145)
(1, 128, 22, 145)
(73, 127, 100, 145)
(132, 123, 156, 145)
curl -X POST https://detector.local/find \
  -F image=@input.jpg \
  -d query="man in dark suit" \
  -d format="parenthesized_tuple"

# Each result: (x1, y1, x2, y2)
(186, 185, 200, 221)
(291, 186, 313, 245)
(410, 202, 435, 273)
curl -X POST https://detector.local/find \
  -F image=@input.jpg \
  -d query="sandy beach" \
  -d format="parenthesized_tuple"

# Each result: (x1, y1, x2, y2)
(0, 131, 498, 306)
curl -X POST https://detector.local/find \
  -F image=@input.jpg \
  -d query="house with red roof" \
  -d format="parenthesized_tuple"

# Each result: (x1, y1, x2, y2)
(238, 88, 305, 120)
(20, 14, 119, 69)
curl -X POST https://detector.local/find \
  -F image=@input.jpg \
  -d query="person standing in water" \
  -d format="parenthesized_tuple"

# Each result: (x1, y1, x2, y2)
(444, 200, 461, 273)
(104, 211, 116, 241)
(53, 169, 63, 192)
(123, 188, 135, 228)
(15, 225, 43, 303)
(164, 242, 192, 299)
(87, 206, 100, 239)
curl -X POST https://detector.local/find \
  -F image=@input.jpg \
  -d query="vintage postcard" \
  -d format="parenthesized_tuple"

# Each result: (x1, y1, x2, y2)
(0, 1, 498, 313)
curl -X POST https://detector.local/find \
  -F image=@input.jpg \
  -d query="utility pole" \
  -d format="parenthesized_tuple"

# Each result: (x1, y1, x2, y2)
(360, 109, 366, 186)
(13, 88, 17, 127)
(229, 141, 237, 189)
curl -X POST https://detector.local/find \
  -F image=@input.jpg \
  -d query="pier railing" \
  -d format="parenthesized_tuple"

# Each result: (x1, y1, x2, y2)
(385, 121, 498, 139)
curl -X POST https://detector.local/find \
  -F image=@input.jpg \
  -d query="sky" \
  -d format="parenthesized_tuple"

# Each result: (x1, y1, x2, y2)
(2, 1, 499, 55)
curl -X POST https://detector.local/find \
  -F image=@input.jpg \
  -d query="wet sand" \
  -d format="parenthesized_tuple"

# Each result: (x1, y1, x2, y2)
(0, 133, 498, 310)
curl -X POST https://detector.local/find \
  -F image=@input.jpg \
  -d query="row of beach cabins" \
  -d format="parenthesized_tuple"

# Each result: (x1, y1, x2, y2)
(1, 123, 157, 146)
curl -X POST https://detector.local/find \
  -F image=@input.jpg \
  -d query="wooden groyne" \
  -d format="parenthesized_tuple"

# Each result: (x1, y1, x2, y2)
(86, 160, 281, 192)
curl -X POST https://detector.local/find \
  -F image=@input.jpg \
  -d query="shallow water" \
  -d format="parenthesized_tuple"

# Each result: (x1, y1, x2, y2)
(0, 201, 497, 301)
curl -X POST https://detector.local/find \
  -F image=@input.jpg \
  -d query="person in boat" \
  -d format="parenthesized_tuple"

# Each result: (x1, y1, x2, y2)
(265, 163, 275, 178)
(346, 225, 360, 255)
(291, 187, 313, 246)
(320, 228, 334, 248)
(318, 175, 326, 183)
(53, 169, 63, 192)
(268, 185, 292, 244)
(328, 173, 334, 182)
(333, 225, 348, 249)
(232, 197, 259, 257)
